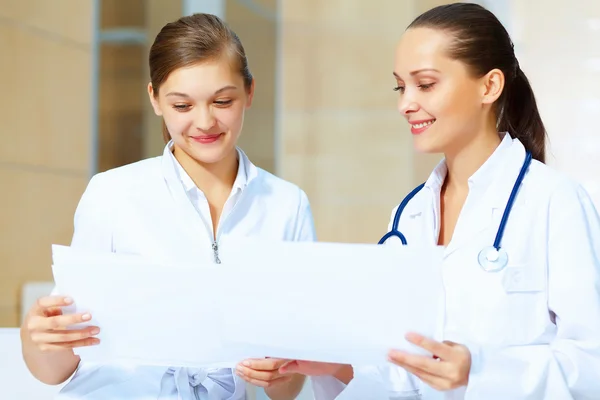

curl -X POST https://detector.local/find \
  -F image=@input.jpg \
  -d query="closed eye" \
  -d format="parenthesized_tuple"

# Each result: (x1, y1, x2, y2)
(394, 83, 436, 94)
(214, 100, 233, 107)
(418, 83, 435, 91)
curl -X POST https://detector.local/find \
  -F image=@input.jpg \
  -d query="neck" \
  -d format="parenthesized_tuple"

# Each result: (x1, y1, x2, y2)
(444, 129, 501, 191)
(173, 146, 238, 195)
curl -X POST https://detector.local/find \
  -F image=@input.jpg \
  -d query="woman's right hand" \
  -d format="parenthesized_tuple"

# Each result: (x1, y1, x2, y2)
(23, 296, 101, 353)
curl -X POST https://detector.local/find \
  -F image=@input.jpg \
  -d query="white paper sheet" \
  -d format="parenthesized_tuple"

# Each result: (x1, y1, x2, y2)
(51, 245, 239, 368)
(51, 240, 444, 368)
(216, 238, 445, 366)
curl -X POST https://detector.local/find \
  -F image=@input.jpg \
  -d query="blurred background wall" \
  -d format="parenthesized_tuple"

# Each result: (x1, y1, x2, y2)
(1, 0, 599, 363)
(0, 0, 96, 327)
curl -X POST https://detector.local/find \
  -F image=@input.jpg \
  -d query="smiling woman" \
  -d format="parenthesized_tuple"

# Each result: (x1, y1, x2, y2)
(280, 3, 600, 400)
(20, 13, 314, 400)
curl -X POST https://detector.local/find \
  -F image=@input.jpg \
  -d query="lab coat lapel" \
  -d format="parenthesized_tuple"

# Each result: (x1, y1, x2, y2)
(444, 138, 527, 258)
(160, 147, 211, 243)
(405, 189, 437, 244)
(408, 180, 442, 246)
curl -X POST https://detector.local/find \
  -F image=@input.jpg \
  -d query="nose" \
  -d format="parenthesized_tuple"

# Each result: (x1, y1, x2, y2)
(195, 106, 217, 131)
(397, 90, 419, 116)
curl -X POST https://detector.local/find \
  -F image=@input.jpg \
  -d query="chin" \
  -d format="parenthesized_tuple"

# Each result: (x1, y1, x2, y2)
(412, 136, 442, 154)
(188, 143, 236, 165)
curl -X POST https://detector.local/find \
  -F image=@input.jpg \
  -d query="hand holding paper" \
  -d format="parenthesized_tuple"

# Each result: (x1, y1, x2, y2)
(21, 295, 100, 353)
(235, 358, 294, 388)
(388, 332, 471, 391)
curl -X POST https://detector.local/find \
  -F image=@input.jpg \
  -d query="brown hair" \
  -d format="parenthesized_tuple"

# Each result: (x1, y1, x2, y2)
(149, 13, 253, 143)
(409, 3, 546, 163)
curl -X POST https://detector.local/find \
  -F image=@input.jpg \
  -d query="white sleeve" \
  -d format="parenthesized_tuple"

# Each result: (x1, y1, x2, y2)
(51, 173, 114, 297)
(310, 365, 421, 400)
(465, 182, 600, 399)
(293, 189, 317, 242)
(70, 173, 115, 252)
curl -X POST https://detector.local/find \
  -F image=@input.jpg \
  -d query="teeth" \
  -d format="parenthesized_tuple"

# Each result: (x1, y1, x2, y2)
(412, 120, 435, 129)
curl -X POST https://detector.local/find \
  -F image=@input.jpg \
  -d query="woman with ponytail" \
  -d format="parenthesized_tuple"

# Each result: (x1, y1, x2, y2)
(287, 3, 600, 399)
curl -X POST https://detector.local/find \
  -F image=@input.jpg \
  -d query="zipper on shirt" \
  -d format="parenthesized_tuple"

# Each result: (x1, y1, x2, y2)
(208, 188, 249, 265)
(212, 241, 221, 264)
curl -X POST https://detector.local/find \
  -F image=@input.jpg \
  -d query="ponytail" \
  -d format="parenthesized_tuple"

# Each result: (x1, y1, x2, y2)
(497, 67, 547, 163)
(162, 120, 171, 144)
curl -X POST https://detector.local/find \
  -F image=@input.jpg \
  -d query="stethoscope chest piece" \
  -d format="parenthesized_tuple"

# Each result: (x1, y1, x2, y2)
(477, 246, 508, 272)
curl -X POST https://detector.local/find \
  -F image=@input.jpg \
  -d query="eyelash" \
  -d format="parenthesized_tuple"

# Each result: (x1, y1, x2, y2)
(172, 100, 233, 111)
(393, 83, 436, 93)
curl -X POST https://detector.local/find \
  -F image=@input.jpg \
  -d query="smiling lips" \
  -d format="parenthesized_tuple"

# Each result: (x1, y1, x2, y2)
(190, 133, 223, 144)
(410, 119, 436, 135)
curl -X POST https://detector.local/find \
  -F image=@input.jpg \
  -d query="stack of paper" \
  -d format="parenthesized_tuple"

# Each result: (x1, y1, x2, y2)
(51, 239, 444, 368)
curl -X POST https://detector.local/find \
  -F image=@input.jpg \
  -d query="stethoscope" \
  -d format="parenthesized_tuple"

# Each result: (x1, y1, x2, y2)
(378, 151, 533, 272)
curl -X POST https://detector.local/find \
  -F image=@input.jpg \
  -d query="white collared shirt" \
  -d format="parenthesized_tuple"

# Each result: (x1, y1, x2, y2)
(168, 142, 248, 238)
(56, 143, 316, 400)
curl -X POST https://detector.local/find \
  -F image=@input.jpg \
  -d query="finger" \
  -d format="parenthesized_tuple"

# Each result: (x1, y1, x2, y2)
(236, 365, 283, 382)
(405, 332, 453, 360)
(36, 312, 92, 331)
(279, 360, 341, 376)
(443, 340, 468, 352)
(240, 358, 290, 371)
(388, 350, 445, 377)
(36, 296, 73, 311)
(278, 360, 299, 374)
(276, 360, 295, 374)
(235, 370, 291, 388)
(44, 306, 64, 317)
(393, 360, 454, 391)
(31, 326, 100, 345)
(38, 337, 101, 353)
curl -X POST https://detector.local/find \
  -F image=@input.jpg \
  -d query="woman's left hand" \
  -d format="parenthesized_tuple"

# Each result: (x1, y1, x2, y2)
(235, 358, 292, 388)
(388, 332, 471, 391)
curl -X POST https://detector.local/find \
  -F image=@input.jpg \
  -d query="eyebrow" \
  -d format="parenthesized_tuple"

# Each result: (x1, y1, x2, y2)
(165, 85, 238, 98)
(393, 69, 440, 79)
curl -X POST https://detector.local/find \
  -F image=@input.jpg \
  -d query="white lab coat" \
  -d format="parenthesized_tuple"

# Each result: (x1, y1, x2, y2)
(55, 143, 316, 399)
(312, 134, 600, 399)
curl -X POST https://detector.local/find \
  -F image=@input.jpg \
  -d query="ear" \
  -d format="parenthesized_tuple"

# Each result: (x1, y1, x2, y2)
(147, 82, 163, 116)
(245, 78, 255, 109)
(480, 69, 504, 105)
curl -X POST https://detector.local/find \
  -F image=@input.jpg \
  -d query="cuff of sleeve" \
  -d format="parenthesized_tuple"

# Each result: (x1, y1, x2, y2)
(311, 365, 401, 400)
(310, 375, 347, 400)
(465, 341, 484, 381)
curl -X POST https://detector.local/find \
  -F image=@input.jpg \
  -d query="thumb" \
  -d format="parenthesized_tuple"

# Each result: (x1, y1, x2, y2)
(279, 360, 299, 374)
